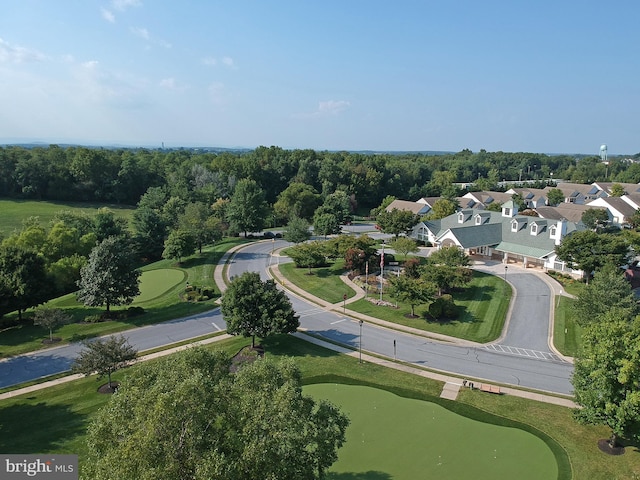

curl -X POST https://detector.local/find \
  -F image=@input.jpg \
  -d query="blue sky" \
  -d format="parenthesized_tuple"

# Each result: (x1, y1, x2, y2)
(1, 1, 638, 154)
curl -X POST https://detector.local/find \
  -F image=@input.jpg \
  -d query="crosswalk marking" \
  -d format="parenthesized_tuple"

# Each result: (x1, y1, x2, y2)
(482, 344, 565, 362)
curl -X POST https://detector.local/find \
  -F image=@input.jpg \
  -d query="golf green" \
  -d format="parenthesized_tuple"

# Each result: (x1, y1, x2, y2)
(305, 384, 558, 480)
(133, 269, 186, 304)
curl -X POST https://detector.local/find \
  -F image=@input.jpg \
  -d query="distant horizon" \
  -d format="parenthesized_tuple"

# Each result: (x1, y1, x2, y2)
(2, 138, 636, 158)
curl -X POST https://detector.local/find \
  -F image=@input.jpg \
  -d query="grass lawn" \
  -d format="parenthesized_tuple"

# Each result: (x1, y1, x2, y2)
(307, 383, 559, 480)
(0, 238, 245, 358)
(279, 260, 357, 304)
(1, 334, 637, 479)
(553, 296, 582, 357)
(0, 198, 135, 237)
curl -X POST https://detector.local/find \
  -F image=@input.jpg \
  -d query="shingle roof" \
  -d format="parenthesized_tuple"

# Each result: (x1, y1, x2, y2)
(385, 199, 429, 215)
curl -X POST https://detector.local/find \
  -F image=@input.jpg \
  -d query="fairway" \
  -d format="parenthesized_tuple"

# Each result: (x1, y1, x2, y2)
(306, 384, 558, 480)
(133, 269, 186, 304)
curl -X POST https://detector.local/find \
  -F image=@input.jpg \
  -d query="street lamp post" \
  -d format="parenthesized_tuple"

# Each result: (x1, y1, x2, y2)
(365, 260, 369, 298)
(504, 265, 508, 281)
(379, 242, 385, 302)
(359, 320, 363, 363)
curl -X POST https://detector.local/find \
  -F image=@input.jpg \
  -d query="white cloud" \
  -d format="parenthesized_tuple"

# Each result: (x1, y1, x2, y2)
(111, 0, 142, 11)
(101, 8, 115, 23)
(130, 27, 150, 40)
(0, 38, 47, 63)
(159, 78, 176, 88)
(222, 56, 234, 67)
(202, 56, 235, 68)
(202, 57, 217, 66)
(318, 100, 351, 115)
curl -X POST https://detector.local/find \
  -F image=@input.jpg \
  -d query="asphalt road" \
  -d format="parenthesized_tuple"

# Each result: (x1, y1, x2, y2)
(0, 235, 574, 395)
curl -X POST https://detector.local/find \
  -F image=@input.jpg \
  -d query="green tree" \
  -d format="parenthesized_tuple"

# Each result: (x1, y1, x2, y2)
(376, 209, 420, 239)
(227, 179, 269, 237)
(369, 195, 396, 218)
(312, 212, 341, 238)
(573, 313, 640, 449)
(388, 236, 419, 259)
(610, 183, 626, 197)
(273, 182, 322, 222)
(83, 349, 348, 480)
(388, 274, 436, 317)
(424, 199, 458, 220)
(315, 190, 351, 224)
(423, 246, 472, 296)
(284, 216, 311, 244)
(32, 307, 71, 342)
(221, 272, 299, 347)
(163, 229, 196, 263)
(132, 206, 168, 260)
(0, 245, 50, 320)
(287, 241, 327, 273)
(581, 208, 610, 232)
(555, 231, 629, 283)
(47, 253, 87, 295)
(179, 202, 222, 253)
(572, 263, 639, 326)
(76, 236, 141, 313)
(546, 188, 565, 206)
(92, 207, 128, 242)
(71, 335, 137, 391)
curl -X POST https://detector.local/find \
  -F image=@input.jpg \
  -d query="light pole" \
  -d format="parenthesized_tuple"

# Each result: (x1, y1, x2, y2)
(504, 264, 508, 281)
(365, 260, 369, 298)
(379, 242, 385, 302)
(359, 320, 363, 363)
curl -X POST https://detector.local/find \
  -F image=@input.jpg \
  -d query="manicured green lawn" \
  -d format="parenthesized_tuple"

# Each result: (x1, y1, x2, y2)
(553, 296, 582, 357)
(1, 334, 637, 479)
(0, 198, 135, 237)
(341, 271, 509, 343)
(0, 238, 245, 358)
(279, 260, 357, 304)
(307, 384, 559, 480)
(133, 268, 186, 304)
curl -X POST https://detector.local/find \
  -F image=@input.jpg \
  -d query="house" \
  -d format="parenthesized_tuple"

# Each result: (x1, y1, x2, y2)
(587, 196, 638, 228)
(505, 187, 548, 208)
(592, 182, 640, 196)
(535, 203, 603, 224)
(543, 183, 606, 204)
(384, 199, 431, 216)
(460, 191, 514, 209)
(411, 200, 584, 274)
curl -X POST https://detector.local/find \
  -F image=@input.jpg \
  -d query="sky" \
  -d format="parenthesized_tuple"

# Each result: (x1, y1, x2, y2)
(0, 1, 638, 154)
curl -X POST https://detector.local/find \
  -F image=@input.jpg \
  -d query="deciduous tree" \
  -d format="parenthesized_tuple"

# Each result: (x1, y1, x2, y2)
(388, 237, 419, 259)
(33, 308, 71, 342)
(221, 272, 299, 347)
(546, 188, 565, 206)
(227, 179, 268, 237)
(284, 216, 311, 244)
(83, 349, 348, 480)
(581, 208, 610, 232)
(0, 245, 50, 320)
(76, 236, 141, 313)
(388, 274, 436, 317)
(72, 335, 137, 390)
(573, 313, 640, 449)
(162, 229, 196, 264)
(375, 209, 420, 238)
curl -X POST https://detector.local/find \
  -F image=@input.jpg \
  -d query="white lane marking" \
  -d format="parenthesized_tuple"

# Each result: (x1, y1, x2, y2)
(211, 322, 223, 332)
(330, 319, 347, 325)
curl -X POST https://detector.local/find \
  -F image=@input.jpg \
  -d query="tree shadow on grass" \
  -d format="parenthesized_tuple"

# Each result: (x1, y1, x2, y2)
(326, 471, 392, 480)
(0, 402, 88, 453)
(262, 334, 342, 359)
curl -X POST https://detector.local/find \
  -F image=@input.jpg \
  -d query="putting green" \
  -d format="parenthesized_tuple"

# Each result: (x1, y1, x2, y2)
(133, 269, 186, 304)
(305, 384, 558, 480)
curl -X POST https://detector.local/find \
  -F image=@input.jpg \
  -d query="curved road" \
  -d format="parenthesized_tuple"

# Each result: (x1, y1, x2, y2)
(0, 239, 574, 395)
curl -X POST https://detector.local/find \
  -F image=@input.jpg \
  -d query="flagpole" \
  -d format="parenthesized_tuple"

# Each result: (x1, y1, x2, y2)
(379, 242, 385, 302)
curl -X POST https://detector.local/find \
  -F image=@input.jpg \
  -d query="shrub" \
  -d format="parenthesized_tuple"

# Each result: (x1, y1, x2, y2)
(428, 295, 457, 320)
(84, 314, 103, 323)
(126, 306, 145, 317)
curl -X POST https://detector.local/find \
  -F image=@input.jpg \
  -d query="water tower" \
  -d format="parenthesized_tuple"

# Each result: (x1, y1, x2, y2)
(600, 144, 608, 163)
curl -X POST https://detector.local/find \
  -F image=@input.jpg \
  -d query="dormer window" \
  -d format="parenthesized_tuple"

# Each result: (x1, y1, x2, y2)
(458, 212, 464, 223)
(550, 225, 557, 236)
(530, 224, 538, 235)
(511, 220, 518, 232)
(475, 216, 481, 225)
(504, 207, 511, 216)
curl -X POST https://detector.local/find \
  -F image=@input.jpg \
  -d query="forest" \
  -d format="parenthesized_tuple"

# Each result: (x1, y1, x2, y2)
(2, 144, 640, 211)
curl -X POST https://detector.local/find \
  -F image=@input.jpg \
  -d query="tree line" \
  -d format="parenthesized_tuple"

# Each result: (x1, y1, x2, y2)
(3, 144, 640, 209)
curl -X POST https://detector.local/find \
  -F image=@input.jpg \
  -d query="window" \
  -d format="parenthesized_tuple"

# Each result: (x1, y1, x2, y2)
(530, 224, 538, 235)
(458, 212, 464, 223)
(504, 207, 511, 216)
(511, 221, 518, 232)
(475, 216, 481, 225)
(550, 225, 557, 236)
